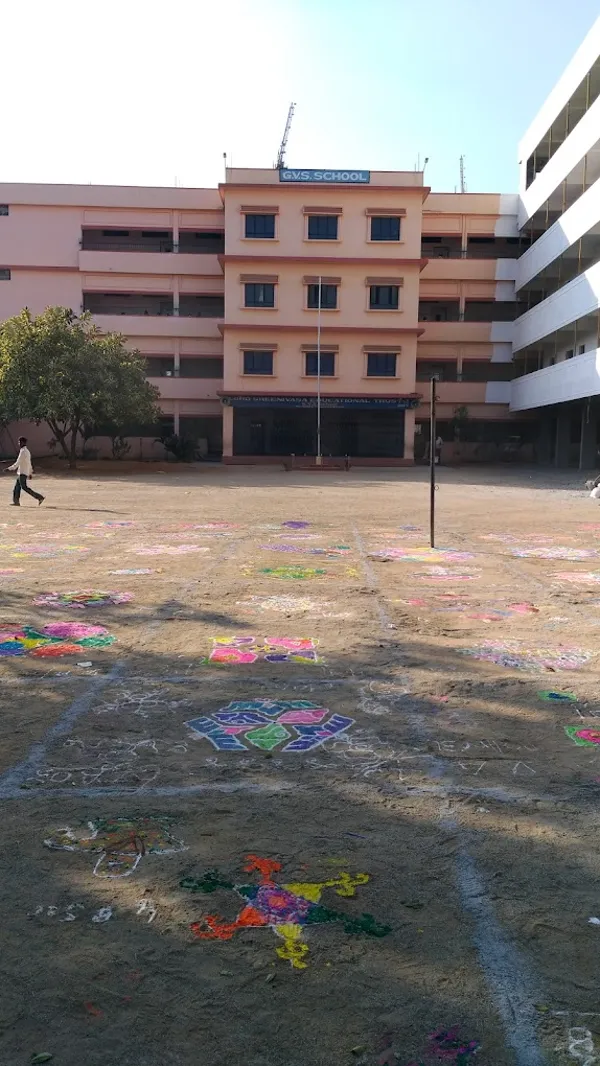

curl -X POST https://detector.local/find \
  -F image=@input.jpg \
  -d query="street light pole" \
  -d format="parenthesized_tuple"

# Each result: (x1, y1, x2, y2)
(430, 375, 437, 548)
(316, 275, 322, 466)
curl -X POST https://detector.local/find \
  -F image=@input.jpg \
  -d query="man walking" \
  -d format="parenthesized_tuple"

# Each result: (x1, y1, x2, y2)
(6, 437, 44, 506)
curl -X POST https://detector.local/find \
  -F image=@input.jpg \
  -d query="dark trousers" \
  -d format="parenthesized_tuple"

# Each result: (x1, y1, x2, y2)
(13, 474, 43, 504)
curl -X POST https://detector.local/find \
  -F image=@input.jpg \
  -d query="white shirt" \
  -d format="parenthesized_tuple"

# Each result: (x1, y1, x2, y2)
(9, 447, 33, 477)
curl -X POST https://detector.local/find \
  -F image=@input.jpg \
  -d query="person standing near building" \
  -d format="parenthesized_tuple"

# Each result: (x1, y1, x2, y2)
(6, 437, 45, 506)
(435, 435, 444, 465)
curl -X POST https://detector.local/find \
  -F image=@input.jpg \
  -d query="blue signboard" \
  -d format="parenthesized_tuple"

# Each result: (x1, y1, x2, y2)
(222, 395, 418, 410)
(279, 169, 370, 184)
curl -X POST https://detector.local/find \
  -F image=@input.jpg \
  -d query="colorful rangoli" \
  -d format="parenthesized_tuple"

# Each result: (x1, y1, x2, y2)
(564, 726, 600, 747)
(0, 621, 115, 657)
(258, 566, 327, 579)
(204, 636, 321, 665)
(261, 544, 351, 557)
(462, 640, 592, 672)
(128, 544, 209, 556)
(186, 698, 353, 751)
(555, 572, 600, 585)
(369, 546, 474, 563)
(0, 544, 89, 558)
(34, 590, 132, 610)
(509, 546, 597, 560)
(180, 854, 390, 969)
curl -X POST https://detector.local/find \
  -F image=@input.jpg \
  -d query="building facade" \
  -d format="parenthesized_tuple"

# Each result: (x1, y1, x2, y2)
(0, 174, 526, 464)
(2, 19, 599, 466)
(510, 17, 600, 468)
(0, 184, 226, 459)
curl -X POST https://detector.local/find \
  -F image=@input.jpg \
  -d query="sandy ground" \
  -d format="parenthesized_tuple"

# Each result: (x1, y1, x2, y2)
(2, 463, 600, 1066)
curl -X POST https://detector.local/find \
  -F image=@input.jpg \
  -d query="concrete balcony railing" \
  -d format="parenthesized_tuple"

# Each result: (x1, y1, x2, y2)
(89, 314, 222, 338)
(513, 260, 600, 352)
(147, 376, 222, 401)
(510, 348, 600, 410)
(520, 95, 600, 226)
(418, 321, 515, 343)
(79, 250, 223, 277)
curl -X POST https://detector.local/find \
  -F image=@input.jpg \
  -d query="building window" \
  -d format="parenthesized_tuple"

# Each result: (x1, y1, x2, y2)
(244, 214, 276, 239)
(305, 351, 335, 376)
(566, 349, 574, 360)
(579, 344, 586, 355)
(0, 269, 11, 280)
(370, 216, 401, 241)
(367, 353, 397, 377)
(307, 283, 337, 309)
(307, 215, 338, 240)
(0, 205, 8, 216)
(369, 285, 399, 310)
(244, 282, 275, 308)
(243, 350, 274, 375)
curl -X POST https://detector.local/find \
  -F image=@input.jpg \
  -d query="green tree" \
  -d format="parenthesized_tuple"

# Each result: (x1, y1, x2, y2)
(0, 307, 161, 467)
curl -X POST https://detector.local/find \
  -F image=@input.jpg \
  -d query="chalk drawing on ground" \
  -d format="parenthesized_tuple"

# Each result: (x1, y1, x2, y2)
(236, 595, 353, 618)
(44, 816, 187, 878)
(109, 569, 156, 575)
(462, 640, 593, 672)
(415, 566, 482, 582)
(127, 544, 210, 556)
(555, 571, 600, 585)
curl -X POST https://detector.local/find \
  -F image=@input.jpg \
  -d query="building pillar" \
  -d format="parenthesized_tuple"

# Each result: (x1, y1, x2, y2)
(404, 408, 415, 462)
(173, 404, 180, 436)
(173, 212, 179, 253)
(173, 277, 179, 317)
(222, 404, 233, 458)
(580, 402, 598, 470)
(535, 417, 553, 464)
(555, 410, 571, 467)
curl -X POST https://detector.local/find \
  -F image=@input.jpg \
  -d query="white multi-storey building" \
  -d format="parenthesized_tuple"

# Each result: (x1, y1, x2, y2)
(511, 17, 600, 467)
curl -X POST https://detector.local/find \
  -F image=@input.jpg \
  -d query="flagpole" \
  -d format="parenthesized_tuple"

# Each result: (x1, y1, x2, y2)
(316, 274, 322, 466)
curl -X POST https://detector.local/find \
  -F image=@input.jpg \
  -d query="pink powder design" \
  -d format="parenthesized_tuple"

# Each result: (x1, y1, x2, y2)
(209, 647, 258, 664)
(575, 729, 600, 744)
(278, 709, 327, 724)
(42, 622, 108, 640)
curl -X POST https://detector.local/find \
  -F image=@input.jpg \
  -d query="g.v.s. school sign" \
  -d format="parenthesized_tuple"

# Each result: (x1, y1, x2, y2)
(279, 169, 370, 184)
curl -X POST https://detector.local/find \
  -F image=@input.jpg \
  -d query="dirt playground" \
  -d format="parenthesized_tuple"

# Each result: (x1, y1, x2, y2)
(2, 463, 600, 1066)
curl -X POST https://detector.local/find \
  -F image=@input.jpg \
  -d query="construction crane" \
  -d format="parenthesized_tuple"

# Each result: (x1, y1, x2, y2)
(275, 102, 296, 169)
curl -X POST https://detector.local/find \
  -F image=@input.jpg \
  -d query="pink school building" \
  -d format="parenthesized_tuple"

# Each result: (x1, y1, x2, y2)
(0, 169, 526, 463)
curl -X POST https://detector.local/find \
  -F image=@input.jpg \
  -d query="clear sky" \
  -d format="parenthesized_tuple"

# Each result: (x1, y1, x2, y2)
(4, 0, 600, 193)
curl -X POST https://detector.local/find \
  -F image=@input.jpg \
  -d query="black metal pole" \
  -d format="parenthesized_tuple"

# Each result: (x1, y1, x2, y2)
(430, 376, 437, 549)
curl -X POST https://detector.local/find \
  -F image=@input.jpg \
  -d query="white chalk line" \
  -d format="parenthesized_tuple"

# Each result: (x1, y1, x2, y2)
(353, 523, 550, 1065)
(352, 527, 394, 630)
(3, 781, 297, 799)
(0, 662, 124, 798)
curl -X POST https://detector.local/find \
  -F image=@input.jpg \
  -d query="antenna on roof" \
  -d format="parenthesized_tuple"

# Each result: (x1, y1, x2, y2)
(275, 102, 296, 169)
(459, 155, 467, 193)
